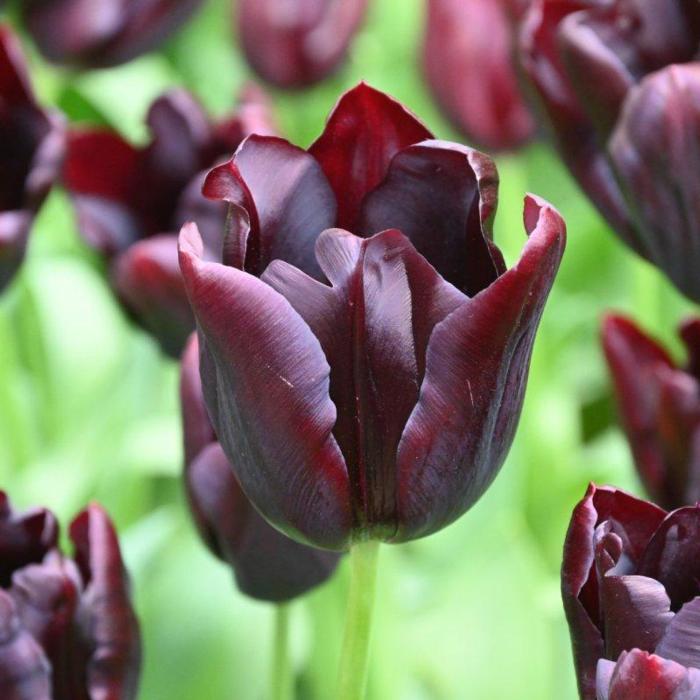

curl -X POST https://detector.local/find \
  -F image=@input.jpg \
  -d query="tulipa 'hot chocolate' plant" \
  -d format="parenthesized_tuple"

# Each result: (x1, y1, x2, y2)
(563, 484, 700, 700)
(0, 492, 141, 699)
(179, 83, 565, 699)
(602, 314, 700, 511)
(423, 0, 536, 151)
(0, 24, 65, 293)
(520, 0, 700, 301)
(62, 84, 276, 357)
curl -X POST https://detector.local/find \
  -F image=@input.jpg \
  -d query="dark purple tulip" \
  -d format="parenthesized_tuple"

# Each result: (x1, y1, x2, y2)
(520, 1, 700, 300)
(0, 25, 65, 293)
(180, 334, 340, 601)
(602, 314, 700, 511)
(562, 483, 700, 699)
(178, 83, 566, 550)
(62, 85, 277, 357)
(0, 492, 140, 699)
(21, 0, 204, 69)
(237, 0, 368, 88)
(423, 0, 536, 151)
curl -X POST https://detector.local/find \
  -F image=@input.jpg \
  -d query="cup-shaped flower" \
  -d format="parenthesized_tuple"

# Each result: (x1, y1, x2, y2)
(62, 85, 276, 357)
(236, 0, 368, 88)
(21, 0, 204, 68)
(0, 25, 65, 293)
(563, 484, 700, 699)
(0, 492, 141, 699)
(423, 0, 536, 151)
(520, 1, 700, 300)
(181, 333, 340, 601)
(178, 84, 566, 550)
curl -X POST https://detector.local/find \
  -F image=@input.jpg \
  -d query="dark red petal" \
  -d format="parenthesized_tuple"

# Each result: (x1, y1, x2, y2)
(111, 234, 194, 358)
(0, 26, 33, 104)
(656, 597, 700, 670)
(69, 504, 141, 700)
(358, 140, 506, 296)
(178, 223, 352, 550)
(679, 318, 700, 381)
(0, 590, 51, 700)
(0, 213, 31, 294)
(308, 83, 433, 230)
(394, 195, 565, 542)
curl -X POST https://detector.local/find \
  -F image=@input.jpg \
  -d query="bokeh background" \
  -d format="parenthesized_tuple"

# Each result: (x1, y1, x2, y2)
(0, 0, 693, 697)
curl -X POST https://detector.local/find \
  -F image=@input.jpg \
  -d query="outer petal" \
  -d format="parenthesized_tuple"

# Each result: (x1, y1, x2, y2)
(69, 504, 141, 700)
(178, 223, 352, 549)
(656, 597, 700, 670)
(680, 318, 700, 382)
(394, 196, 565, 542)
(0, 213, 31, 294)
(111, 234, 193, 358)
(308, 83, 433, 230)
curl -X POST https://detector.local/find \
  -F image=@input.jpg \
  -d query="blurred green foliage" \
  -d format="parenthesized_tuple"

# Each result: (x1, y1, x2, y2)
(1, 0, 695, 698)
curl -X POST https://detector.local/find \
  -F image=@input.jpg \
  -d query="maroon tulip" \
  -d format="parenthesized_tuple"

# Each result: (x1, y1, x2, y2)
(563, 483, 700, 699)
(62, 84, 277, 357)
(0, 492, 140, 699)
(423, 0, 536, 151)
(21, 0, 204, 69)
(178, 83, 566, 550)
(237, 0, 368, 88)
(520, 1, 700, 300)
(181, 334, 340, 601)
(602, 314, 700, 511)
(0, 25, 65, 293)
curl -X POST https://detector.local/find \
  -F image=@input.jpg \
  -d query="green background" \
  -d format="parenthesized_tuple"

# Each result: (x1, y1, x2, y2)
(0, 0, 692, 698)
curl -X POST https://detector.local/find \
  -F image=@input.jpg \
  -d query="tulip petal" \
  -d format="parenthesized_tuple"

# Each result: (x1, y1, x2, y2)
(179, 223, 352, 549)
(679, 318, 700, 381)
(394, 195, 565, 541)
(656, 597, 700, 670)
(359, 139, 506, 295)
(0, 213, 31, 294)
(0, 26, 33, 104)
(309, 83, 433, 230)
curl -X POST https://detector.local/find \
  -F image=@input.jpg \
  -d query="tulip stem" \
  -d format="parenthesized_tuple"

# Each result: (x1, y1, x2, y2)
(271, 603, 292, 700)
(337, 539, 381, 700)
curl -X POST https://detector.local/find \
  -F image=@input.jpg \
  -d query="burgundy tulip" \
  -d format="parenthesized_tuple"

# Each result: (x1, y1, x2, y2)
(62, 84, 277, 357)
(563, 483, 700, 699)
(21, 0, 204, 69)
(423, 0, 536, 151)
(520, 1, 700, 300)
(602, 314, 700, 511)
(178, 83, 566, 550)
(0, 25, 65, 293)
(0, 492, 140, 699)
(237, 0, 368, 88)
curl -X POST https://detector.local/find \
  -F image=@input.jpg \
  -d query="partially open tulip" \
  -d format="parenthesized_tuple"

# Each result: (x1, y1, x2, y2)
(0, 25, 65, 293)
(423, 0, 536, 151)
(237, 0, 368, 88)
(63, 85, 276, 357)
(178, 83, 566, 550)
(21, 0, 204, 68)
(180, 334, 340, 601)
(0, 492, 140, 699)
(563, 484, 700, 699)
(602, 314, 700, 510)
(520, 1, 700, 300)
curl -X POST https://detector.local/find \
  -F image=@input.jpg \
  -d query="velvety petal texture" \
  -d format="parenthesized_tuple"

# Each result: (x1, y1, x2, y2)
(237, 0, 368, 88)
(22, 0, 205, 68)
(0, 25, 65, 293)
(180, 334, 340, 601)
(423, 0, 536, 151)
(0, 493, 140, 699)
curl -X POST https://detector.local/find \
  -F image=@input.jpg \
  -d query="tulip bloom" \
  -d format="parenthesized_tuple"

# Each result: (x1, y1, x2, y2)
(520, 1, 700, 300)
(181, 334, 340, 601)
(0, 25, 65, 293)
(0, 492, 140, 698)
(178, 83, 566, 551)
(423, 0, 536, 151)
(563, 484, 700, 699)
(21, 0, 204, 68)
(237, 0, 368, 88)
(63, 85, 276, 357)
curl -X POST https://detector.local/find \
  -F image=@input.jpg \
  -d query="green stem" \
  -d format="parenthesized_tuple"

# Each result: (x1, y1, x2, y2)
(271, 603, 292, 700)
(337, 540, 381, 700)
